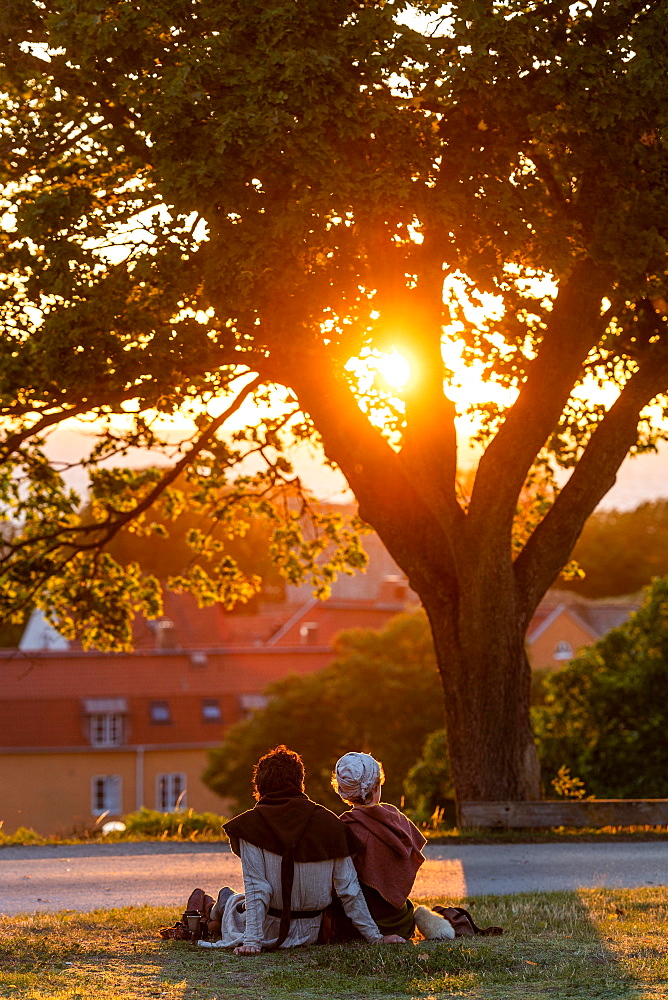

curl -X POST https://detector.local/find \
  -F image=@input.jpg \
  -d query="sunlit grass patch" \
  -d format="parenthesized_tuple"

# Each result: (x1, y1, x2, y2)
(580, 886, 668, 991)
(1, 890, 668, 999)
(424, 824, 668, 844)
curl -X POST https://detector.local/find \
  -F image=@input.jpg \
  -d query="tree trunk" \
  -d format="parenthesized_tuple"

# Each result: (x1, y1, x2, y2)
(422, 587, 540, 802)
(286, 362, 543, 804)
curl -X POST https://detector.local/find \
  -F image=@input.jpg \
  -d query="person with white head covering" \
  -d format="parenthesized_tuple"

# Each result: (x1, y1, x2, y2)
(333, 751, 383, 806)
(332, 751, 455, 942)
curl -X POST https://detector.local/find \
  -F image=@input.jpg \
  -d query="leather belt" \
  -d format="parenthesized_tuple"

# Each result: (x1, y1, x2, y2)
(267, 905, 325, 919)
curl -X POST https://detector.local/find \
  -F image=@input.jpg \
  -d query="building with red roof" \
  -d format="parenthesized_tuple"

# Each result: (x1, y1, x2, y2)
(1, 515, 640, 837)
(526, 590, 640, 669)
(1, 538, 417, 835)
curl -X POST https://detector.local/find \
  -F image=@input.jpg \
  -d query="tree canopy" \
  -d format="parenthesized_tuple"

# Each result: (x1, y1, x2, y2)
(2, 0, 668, 800)
(81, 471, 289, 607)
(533, 575, 668, 799)
(563, 500, 668, 599)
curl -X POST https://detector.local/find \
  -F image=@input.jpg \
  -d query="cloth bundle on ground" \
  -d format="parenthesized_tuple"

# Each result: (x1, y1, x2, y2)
(432, 904, 503, 937)
(413, 905, 456, 940)
(413, 904, 504, 941)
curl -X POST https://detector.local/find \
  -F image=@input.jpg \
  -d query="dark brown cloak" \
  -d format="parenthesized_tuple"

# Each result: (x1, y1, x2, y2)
(223, 786, 359, 949)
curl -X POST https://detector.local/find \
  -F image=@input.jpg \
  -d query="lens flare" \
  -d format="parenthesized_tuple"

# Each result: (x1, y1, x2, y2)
(375, 350, 412, 389)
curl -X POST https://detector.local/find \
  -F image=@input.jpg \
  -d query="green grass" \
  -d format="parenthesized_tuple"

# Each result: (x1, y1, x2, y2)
(2, 888, 668, 999)
(424, 824, 668, 844)
(0, 809, 228, 847)
(3, 822, 668, 848)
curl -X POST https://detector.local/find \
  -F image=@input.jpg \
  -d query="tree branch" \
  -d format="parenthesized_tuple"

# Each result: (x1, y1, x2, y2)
(358, 222, 463, 531)
(284, 353, 459, 596)
(1, 377, 263, 561)
(0, 407, 87, 461)
(469, 259, 610, 536)
(514, 355, 668, 619)
(399, 236, 462, 526)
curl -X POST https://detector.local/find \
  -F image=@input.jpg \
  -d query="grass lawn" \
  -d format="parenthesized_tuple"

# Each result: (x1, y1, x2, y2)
(4, 822, 668, 848)
(2, 888, 668, 1000)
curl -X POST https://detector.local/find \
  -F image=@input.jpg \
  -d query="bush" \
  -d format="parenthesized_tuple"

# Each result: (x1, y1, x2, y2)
(533, 576, 668, 798)
(121, 807, 227, 839)
(403, 729, 454, 826)
(0, 825, 46, 846)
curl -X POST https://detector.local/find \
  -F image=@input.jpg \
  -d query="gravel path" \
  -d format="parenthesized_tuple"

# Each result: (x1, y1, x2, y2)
(1, 841, 667, 916)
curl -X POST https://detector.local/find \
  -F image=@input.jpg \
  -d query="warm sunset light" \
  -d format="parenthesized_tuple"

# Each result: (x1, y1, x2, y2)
(374, 350, 412, 389)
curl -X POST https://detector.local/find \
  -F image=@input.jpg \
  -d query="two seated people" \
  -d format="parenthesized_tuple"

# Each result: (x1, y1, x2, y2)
(199, 744, 458, 953)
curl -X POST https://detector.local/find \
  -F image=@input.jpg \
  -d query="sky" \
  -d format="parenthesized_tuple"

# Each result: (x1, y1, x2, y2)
(46, 414, 668, 514)
(595, 446, 668, 511)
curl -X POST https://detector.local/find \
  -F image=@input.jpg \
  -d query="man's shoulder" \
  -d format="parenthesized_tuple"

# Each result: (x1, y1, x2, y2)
(299, 800, 361, 860)
(310, 800, 343, 821)
(306, 800, 349, 836)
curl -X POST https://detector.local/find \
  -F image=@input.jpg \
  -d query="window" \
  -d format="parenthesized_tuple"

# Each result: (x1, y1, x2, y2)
(157, 772, 187, 812)
(82, 698, 128, 745)
(201, 698, 222, 722)
(554, 640, 574, 661)
(150, 700, 172, 724)
(238, 694, 268, 720)
(89, 713, 124, 747)
(91, 775, 122, 815)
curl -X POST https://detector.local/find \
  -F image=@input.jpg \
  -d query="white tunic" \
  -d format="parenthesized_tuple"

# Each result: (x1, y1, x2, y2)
(219, 838, 384, 949)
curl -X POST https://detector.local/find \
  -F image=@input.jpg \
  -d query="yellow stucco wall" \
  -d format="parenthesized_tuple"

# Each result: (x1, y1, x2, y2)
(0, 748, 230, 836)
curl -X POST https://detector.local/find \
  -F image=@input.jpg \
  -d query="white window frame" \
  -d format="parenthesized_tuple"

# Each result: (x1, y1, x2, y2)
(89, 712, 124, 747)
(554, 640, 574, 661)
(156, 772, 187, 812)
(91, 774, 122, 815)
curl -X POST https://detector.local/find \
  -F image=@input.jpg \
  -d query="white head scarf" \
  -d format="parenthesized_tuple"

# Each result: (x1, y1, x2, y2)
(333, 751, 383, 804)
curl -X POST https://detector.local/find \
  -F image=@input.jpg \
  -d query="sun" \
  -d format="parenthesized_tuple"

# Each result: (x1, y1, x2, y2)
(375, 350, 412, 389)
(344, 349, 413, 395)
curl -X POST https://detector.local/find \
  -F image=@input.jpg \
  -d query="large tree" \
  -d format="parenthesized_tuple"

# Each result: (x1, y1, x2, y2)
(2, 0, 668, 802)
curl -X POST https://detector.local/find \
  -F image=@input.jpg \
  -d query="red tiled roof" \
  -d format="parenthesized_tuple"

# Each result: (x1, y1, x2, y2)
(127, 590, 411, 651)
(131, 591, 296, 649)
(0, 647, 334, 749)
(527, 592, 641, 642)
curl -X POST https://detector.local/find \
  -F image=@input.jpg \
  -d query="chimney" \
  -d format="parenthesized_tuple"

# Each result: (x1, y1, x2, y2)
(155, 619, 177, 650)
(378, 575, 409, 607)
(299, 622, 319, 645)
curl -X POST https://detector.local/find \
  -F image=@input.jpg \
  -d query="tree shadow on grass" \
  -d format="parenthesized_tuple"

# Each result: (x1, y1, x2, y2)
(1, 892, 655, 1000)
(399, 889, 649, 1000)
